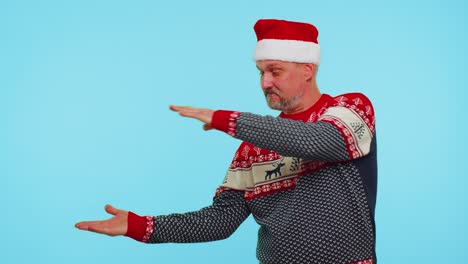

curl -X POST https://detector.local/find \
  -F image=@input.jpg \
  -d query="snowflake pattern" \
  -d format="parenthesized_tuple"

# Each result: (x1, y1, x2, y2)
(142, 216, 155, 243)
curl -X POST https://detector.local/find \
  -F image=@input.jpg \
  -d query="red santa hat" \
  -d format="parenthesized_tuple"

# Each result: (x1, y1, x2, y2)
(253, 19, 320, 65)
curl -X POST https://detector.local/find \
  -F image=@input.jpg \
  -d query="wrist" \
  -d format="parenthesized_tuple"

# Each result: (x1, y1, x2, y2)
(211, 110, 240, 136)
(125, 211, 154, 243)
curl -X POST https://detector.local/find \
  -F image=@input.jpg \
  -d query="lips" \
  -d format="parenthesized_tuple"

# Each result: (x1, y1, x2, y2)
(264, 89, 281, 97)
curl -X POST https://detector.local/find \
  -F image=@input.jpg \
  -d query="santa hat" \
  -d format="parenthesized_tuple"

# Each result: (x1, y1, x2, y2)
(253, 19, 320, 65)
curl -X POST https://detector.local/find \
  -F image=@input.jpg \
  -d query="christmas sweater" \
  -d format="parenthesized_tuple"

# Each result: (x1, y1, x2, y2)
(125, 93, 378, 264)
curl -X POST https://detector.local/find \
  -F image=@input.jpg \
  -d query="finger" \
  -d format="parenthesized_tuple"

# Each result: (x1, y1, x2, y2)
(172, 106, 208, 116)
(75, 222, 88, 230)
(203, 124, 213, 131)
(87, 224, 111, 235)
(77, 221, 113, 235)
(170, 105, 195, 112)
(169, 105, 181, 111)
(178, 111, 208, 123)
(178, 111, 199, 118)
(75, 220, 103, 231)
(105, 204, 118, 216)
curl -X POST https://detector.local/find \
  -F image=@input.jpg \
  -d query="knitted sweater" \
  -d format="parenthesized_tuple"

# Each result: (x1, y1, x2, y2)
(126, 93, 378, 264)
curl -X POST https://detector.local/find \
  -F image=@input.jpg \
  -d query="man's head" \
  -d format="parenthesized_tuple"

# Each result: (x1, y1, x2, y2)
(256, 60, 318, 113)
(253, 19, 321, 113)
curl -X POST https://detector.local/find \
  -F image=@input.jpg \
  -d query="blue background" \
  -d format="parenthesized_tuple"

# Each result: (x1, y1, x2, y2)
(2, 0, 467, 263)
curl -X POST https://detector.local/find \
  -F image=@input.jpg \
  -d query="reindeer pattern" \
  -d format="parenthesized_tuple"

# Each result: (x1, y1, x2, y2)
(264, 158, 286, 180)
(221, 156, 303, 190)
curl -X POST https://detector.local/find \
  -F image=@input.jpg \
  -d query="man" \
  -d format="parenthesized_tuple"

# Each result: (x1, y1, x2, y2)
(76, 19, 378, 264)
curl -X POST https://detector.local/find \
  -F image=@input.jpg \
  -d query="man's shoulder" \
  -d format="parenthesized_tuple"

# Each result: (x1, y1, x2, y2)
(328, 92, 374, 109)
(330, 92, 371, 102)
(323, 92, 376, 123)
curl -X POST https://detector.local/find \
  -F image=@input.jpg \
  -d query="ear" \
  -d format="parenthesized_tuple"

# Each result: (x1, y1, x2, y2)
(303, 63, 316, 82)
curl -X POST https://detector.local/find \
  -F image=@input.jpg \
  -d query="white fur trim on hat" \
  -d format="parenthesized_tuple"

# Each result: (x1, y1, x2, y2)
(254, 39, 320, 64)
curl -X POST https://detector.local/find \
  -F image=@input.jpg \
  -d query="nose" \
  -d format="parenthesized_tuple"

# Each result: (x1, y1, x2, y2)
(261, 74, 274, 90)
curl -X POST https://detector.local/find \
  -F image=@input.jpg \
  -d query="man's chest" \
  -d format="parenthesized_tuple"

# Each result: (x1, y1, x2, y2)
(221, 143, 331, 200)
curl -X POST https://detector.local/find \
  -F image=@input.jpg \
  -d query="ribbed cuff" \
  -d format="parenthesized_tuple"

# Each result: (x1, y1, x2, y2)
(211, 110, 240, 137)
(125, 211, 154, 243)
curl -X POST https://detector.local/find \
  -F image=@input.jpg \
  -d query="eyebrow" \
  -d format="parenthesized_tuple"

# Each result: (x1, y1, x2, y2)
(267, 63, 282, 68)
(257, 63, 283, 71)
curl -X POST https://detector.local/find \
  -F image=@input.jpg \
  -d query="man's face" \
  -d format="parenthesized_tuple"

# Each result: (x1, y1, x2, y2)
(256, 60, 307, 113)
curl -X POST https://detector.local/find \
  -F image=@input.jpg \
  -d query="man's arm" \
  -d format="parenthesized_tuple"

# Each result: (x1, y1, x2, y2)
(218, 112, 352, 162)
(75, 190, 250, 243)
(171, 94, 375, 162)
(143, 190, 250, 243)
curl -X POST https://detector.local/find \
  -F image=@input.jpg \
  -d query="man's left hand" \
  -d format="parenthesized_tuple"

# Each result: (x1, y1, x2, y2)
(170, 105, 214, 130)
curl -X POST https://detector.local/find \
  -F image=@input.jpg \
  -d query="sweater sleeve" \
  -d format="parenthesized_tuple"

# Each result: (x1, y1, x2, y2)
(211, 93, 375, 162)
(125, 190, 250, 243)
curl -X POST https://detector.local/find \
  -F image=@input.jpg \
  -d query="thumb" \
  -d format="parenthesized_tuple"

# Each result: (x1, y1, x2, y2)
(105, 204, 119, 216)
(203, 124, 213, 131)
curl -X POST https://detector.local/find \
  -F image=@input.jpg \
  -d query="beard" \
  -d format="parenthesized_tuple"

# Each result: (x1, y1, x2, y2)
(264, 88, 303, 113)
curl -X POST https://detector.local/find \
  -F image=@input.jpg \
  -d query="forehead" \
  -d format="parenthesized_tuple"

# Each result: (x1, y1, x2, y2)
(256, 60, 292, 70)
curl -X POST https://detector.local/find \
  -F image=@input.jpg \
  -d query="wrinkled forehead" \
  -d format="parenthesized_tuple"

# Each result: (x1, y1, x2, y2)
(255, 60, 294, 70)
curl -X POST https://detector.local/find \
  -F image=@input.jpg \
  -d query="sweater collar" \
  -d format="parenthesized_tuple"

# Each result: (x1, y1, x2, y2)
(279, 94, 331, 121)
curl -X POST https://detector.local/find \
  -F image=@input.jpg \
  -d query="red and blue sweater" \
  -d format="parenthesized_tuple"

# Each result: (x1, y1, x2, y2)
(126, 93, 378, 264)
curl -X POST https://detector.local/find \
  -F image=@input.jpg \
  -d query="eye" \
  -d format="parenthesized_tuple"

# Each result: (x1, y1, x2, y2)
(272, 70, 281, 77)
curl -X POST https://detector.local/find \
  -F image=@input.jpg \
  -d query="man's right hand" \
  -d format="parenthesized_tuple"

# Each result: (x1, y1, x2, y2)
(75, 204, 128, 236)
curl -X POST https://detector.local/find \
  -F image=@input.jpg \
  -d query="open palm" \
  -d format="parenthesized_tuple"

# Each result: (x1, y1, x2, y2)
(75, 205, 128, 236)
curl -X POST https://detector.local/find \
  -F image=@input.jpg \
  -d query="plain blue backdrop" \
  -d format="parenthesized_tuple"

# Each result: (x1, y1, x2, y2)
(2, 0, 467, 263)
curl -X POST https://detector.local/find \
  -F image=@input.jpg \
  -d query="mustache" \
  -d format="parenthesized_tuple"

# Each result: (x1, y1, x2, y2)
(264, 88, 281, 96)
